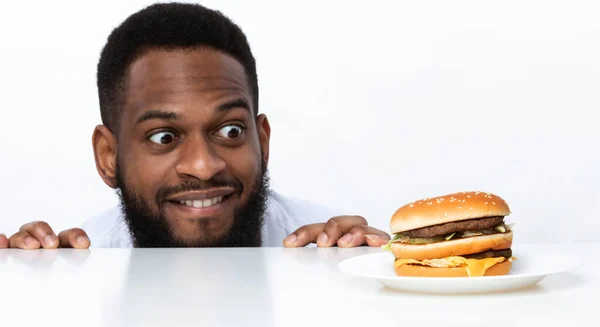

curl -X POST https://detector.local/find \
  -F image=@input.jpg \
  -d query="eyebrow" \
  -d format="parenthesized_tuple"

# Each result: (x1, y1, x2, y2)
(217, 98, 251, 113)
(135, 98, 252, 125)
(136, 110, 181, 125)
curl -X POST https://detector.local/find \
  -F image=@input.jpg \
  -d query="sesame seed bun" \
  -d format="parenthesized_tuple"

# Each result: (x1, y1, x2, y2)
(394, 259, 512, 277)
(391, 191, 511, 234)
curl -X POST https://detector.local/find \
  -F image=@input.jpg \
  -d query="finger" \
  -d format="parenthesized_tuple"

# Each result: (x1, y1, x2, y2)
(58, 228, 91, 249)
(19, 221, 59, 249)
(337, 225, 368, 247)
(327, 215, 369, 232)
(283, 223, 325, 247)
(365, 234, 391, 247)
(284, 216, 371, 248)
(322, 215, 368, 247)
(0, 233, 8, 248)
(362, 228, 391, 247)
(338, 226, 391, 248)
(316, 219, 344, 247)
(9, 231, 42, 249)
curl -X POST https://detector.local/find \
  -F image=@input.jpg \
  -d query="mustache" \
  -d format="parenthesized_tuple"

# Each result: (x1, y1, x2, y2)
(156, 178, 242, 201)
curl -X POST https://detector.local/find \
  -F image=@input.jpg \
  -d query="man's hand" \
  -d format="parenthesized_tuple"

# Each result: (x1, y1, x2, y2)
(283, 215, 390, 248)
(0, 221, 90, 249)
(0, 233, 8, 248)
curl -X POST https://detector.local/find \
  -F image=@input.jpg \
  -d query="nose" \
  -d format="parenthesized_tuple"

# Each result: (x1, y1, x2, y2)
(175, 136, 227, 181)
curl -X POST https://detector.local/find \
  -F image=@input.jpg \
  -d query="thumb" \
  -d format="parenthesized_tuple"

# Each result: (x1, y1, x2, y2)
(283, 223, 325, 247)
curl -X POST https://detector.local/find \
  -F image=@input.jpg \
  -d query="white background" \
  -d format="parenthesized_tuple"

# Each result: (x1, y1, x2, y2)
(0, 0, 598, 243)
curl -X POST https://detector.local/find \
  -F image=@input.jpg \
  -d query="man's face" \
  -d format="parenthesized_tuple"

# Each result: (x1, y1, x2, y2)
(94, 48, 271, 247)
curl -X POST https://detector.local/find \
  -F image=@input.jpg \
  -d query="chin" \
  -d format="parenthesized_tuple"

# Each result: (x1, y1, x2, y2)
(169, 216, 234, 244)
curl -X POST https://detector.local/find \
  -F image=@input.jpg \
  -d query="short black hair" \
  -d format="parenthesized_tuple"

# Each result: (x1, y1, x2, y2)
(96, 2, 258, 134)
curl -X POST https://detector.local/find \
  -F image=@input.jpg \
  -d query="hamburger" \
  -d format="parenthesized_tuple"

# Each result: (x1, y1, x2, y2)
(382, 191, 515, 277)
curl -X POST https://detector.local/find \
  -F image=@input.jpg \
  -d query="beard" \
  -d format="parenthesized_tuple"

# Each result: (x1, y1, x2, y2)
(115, 158, 269, 248)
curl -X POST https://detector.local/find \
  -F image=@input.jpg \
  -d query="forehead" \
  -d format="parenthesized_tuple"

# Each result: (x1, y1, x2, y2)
(121, 47, 252, 122)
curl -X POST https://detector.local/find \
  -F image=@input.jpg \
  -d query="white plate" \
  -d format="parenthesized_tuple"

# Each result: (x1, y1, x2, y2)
(338, 245, 582, 294)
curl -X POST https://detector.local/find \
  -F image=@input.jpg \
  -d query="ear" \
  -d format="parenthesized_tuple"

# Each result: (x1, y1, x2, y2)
(255, 114, 271, 166)
(92, 125, 118, 189)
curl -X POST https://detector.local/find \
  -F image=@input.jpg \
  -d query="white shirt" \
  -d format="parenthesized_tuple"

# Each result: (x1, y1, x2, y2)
(80, 191, 351, 248)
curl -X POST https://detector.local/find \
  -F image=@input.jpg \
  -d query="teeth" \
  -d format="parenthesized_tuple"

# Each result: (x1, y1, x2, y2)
(179, 196, 224, 208)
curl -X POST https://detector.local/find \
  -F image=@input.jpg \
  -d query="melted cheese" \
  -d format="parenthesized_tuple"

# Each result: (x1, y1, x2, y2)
(394, 256, 508, 277)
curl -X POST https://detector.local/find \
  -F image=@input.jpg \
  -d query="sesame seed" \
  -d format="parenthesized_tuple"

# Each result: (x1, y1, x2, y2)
(492, 201, 496, 205)
(485, 202, 488, 205)
(475, 191, 480, 195)
(427, 202, 432, 205)
(409, 204, 414, 207)
(467, 195, 471, 198)
(457, 206, 463, 209)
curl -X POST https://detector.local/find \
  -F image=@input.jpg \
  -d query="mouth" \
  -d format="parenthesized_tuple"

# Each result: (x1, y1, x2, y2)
(164, 188, 236, 216)
(173, 195, 225, 209)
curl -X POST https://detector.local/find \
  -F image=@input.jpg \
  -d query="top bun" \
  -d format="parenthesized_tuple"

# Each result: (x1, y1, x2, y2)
(391, 191, 510, 234)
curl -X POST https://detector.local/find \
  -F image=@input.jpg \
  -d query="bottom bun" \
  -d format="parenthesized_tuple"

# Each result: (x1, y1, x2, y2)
(394, 259, 512, 277)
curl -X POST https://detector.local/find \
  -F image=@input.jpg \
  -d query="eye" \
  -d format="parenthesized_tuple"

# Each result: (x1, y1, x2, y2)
(215, 124, 245, 139)
(148, 131, 179, 145)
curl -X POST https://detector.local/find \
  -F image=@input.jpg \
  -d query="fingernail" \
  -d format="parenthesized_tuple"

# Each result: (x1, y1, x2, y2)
(77, 236, 90, 246)
(25, 237, 38, 248)
(317, 232, 328, 244)
(365, 234, 380, 241)
(285, 234, 297, 245)
(44, 235, 57, 247)
(339, 234, 353, 245)
(0, 233, 6, 238)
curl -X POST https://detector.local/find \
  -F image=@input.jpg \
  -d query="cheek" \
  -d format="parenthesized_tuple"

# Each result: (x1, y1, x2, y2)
(121, 146, 174, 198)
(221, 147, 262, 190)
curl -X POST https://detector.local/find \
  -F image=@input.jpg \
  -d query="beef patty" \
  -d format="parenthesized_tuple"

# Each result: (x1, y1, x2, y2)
(463, 248, 512, 260)
(403, 216, 504, 238)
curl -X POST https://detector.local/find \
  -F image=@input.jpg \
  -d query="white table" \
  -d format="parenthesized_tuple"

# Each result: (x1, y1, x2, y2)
(0, 243, 595, 327)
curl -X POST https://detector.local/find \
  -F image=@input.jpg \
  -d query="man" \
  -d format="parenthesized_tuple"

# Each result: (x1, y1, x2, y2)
(0, 2, 390, 249)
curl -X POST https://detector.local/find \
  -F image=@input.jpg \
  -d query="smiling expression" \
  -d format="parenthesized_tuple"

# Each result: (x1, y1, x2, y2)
(93, 47, 271, 247)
